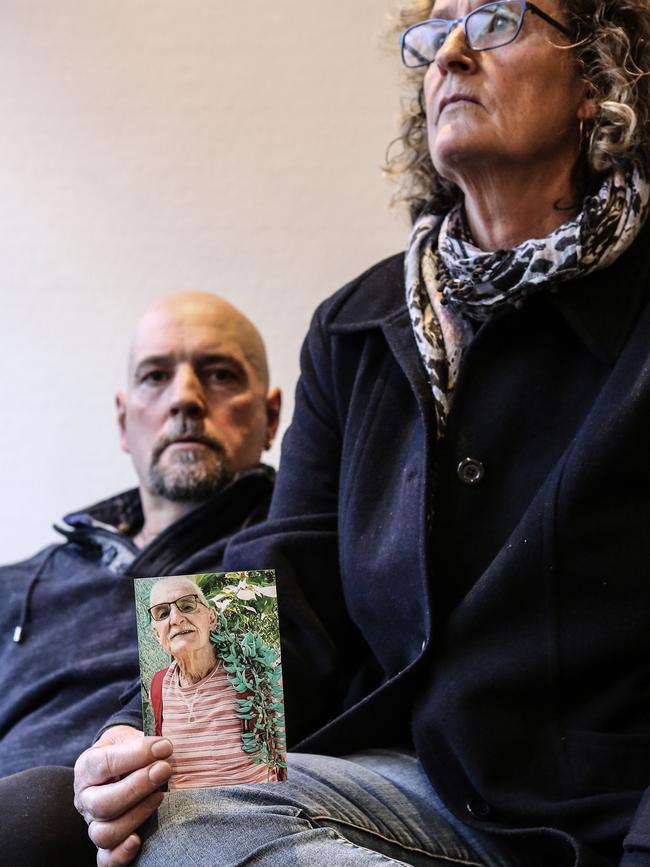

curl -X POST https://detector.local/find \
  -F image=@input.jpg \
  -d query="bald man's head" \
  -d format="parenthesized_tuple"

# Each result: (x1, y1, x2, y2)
(148, 575, 217, 657)
(128, 293, 270, 390)
(149, 575, 207, 606)
(116, 291, 281, 510)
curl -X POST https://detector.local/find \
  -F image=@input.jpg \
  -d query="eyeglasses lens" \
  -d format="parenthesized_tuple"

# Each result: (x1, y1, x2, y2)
(150, 594, 198, 621)
(402, 1, 522, 67)
(467, 2, 521, 49)
(402, 23, 448, 67)
(175, 595, 198, 614)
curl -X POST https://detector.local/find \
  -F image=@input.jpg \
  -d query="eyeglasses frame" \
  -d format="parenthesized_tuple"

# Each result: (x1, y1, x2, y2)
(400, 0, 572, 68)
(148, 593, 209, 622)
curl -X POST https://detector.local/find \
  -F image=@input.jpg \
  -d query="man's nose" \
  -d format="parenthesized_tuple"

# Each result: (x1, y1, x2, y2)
(168, 602, 187, 624)
(168, 364, 206, 418)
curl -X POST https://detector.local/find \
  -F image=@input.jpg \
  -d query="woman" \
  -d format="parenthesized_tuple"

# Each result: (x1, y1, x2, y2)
(147, 576, 279, 789)
(79, 2, 650, 865)
(225, 1, 650, 863)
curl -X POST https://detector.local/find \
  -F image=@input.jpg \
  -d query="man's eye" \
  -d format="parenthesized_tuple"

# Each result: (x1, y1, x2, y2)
(141, 370, 169, 384)
(204, 367, 239, 384)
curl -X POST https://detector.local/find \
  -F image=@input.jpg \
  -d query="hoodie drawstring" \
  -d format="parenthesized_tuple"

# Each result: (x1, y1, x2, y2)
(13, 547, 59, 643)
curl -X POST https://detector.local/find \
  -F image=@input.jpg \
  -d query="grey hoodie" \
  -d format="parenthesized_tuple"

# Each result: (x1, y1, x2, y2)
(0, 465, 273, 776)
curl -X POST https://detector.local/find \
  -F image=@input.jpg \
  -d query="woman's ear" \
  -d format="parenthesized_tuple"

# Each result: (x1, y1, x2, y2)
(578, 98, 598, 121)
(578, 81, 599, 121)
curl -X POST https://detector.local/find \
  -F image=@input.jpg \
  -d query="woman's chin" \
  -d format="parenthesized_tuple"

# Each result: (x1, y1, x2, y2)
(430, 131, 489, 181)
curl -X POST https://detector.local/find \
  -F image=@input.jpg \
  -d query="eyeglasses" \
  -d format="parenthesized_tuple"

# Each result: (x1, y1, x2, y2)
(400, 0, 571, 68)
(148, 593, 208, 622)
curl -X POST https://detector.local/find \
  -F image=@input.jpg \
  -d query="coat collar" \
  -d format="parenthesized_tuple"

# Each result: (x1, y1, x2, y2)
(326, 217, 650, 368)
(326, 253, 406, 333)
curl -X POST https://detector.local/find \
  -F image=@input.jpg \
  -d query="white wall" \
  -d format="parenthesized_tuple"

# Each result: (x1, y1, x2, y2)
(0, 1, 410, 562)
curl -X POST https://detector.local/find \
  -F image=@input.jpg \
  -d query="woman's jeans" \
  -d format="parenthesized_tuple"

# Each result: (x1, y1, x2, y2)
(137, 750, 590, 867)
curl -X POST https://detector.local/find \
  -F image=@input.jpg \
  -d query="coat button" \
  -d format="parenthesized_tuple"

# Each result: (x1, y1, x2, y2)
(466, 797, 491, 819)
(457, 457, 485, 486)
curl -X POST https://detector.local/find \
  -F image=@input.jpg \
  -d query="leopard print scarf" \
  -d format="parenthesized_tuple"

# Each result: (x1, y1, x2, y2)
(405, 165, 650, 437)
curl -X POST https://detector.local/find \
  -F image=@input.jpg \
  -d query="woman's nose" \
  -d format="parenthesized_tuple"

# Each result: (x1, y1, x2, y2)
(434, 23, 477, 74)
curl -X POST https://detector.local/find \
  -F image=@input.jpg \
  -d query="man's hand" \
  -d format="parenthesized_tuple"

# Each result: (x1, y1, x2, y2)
(74, 725, 173, 867)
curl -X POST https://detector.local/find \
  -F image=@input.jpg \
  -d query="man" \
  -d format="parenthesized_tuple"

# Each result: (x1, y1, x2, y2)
(1, 291, 280, 863)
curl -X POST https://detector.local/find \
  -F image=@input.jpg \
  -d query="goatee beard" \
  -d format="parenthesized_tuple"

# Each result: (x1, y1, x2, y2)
(148, 423, 234, 503)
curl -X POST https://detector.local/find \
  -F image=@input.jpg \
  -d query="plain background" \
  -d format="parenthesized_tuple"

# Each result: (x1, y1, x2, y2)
(0, 1, 412, 562)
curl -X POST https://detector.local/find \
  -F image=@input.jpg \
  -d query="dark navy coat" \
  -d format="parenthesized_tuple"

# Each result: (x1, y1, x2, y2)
(225, 224, 650, 866)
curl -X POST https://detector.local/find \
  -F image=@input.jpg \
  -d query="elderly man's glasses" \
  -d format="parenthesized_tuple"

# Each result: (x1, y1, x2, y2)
(148, 593, 207, 622)
(401, 0, 571, 68)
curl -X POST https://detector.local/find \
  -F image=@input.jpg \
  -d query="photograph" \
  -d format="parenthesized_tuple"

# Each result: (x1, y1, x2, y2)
(134, 570, 287, 791)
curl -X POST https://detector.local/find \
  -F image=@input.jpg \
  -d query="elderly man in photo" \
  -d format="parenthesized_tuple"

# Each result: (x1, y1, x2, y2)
(0, 291, 280, 865)
(145, 576, 279, 790)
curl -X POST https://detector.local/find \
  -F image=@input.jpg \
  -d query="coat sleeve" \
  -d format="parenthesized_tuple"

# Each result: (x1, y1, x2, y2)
(94, 678, 143, 740)
(223, 303, 377, 748)
(621, 790, 650, 866)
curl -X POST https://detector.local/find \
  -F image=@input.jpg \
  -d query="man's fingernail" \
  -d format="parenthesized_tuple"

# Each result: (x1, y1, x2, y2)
(148, 761, 171, 784)
(151, 739, 172, 759)
(124, 835, 141, 853)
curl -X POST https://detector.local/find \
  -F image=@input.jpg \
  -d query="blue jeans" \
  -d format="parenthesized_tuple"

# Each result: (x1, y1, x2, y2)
(136, 750, 583, 866)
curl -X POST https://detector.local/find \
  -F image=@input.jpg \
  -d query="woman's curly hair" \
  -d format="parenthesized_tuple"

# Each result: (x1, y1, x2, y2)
(385, 0, 650, 220)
